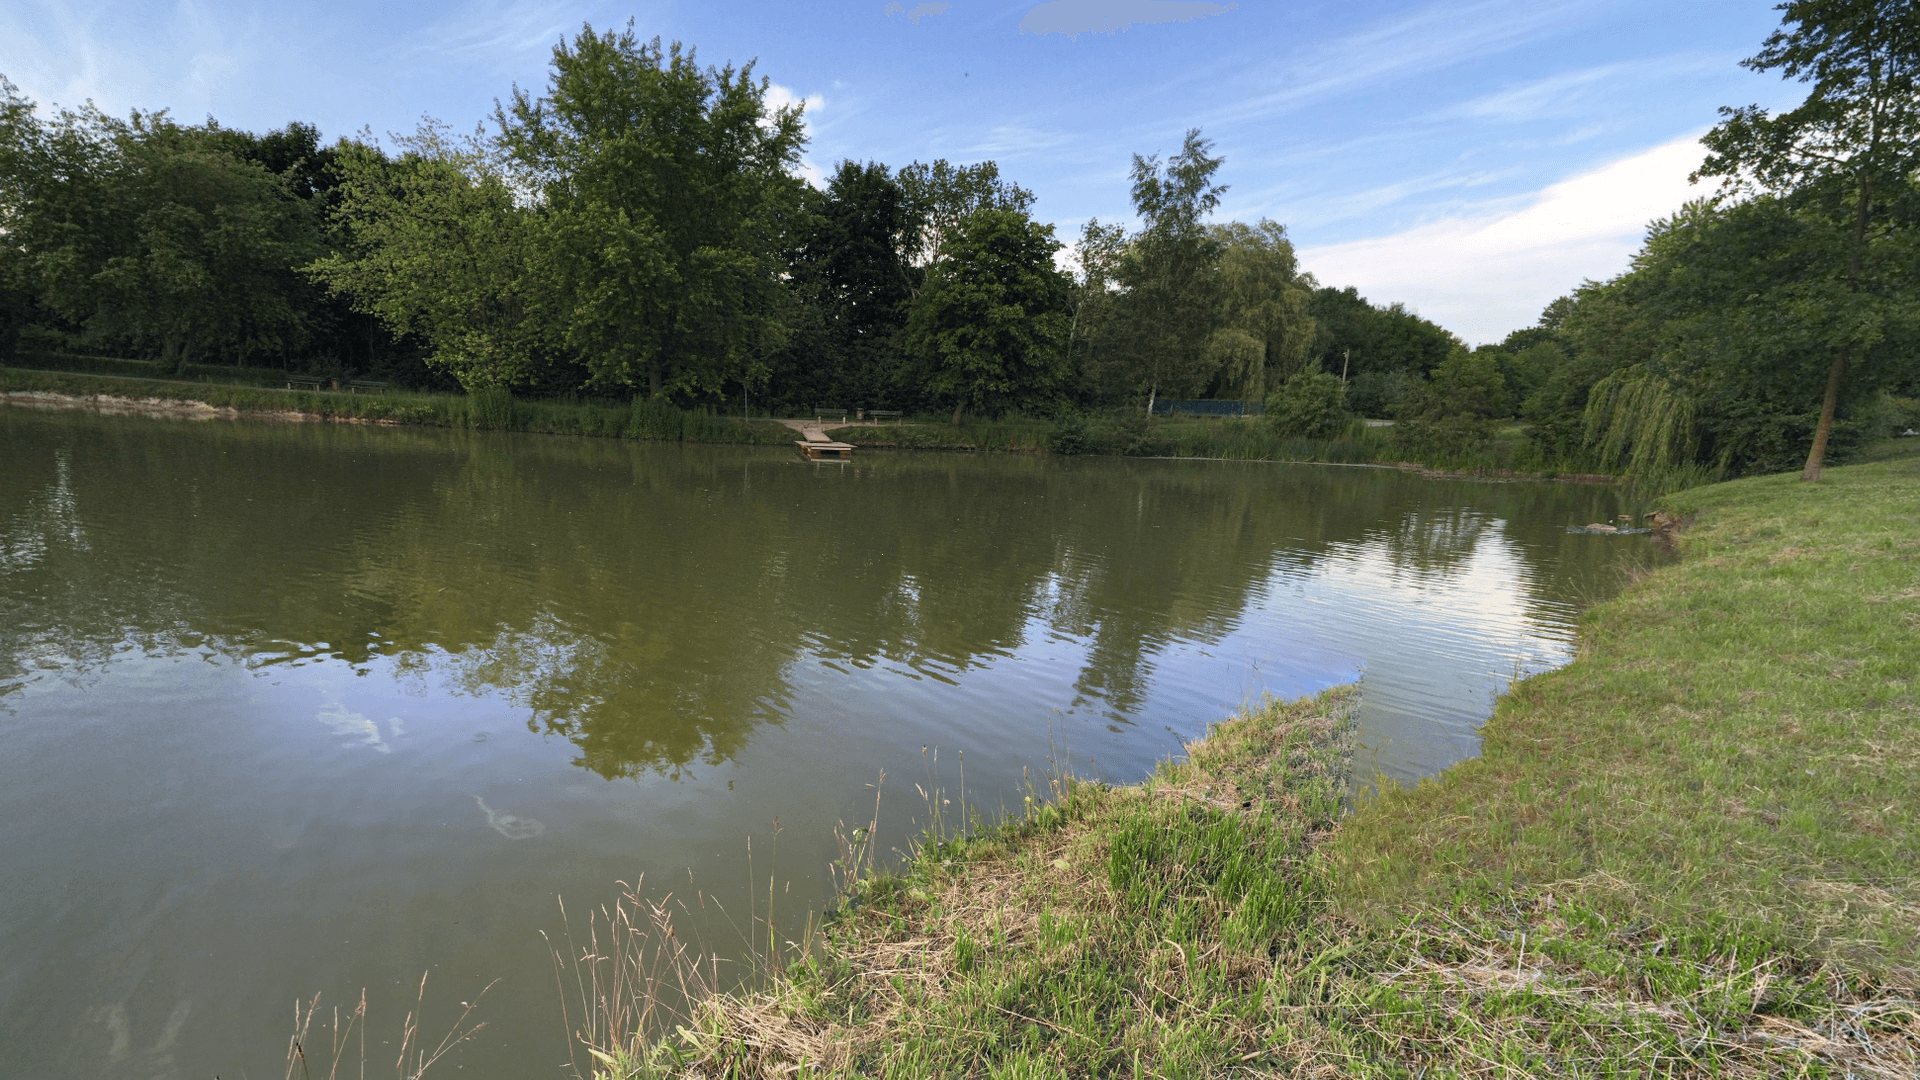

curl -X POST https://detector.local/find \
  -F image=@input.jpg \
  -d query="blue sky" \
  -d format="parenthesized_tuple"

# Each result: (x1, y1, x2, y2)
(3, 1, 1803, 343)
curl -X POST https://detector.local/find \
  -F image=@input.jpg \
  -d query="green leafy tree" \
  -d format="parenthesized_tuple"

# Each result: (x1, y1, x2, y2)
(1393, 347, 1512, 459)
(1306, 286, 1459, 382)
(497, 25, 807, 398)
(1264, 369, 1351, 438)
(896, 159, 1036, 268)
(1207, 219, 1317, 401)
(906, 208, 1072, 423)
(775, 159, 918, 410)
(1696, 0, 1920, 479)
(1, 84, 321, 369)
(1113, 129, 1228, 406)
(309, 125, 553, 390)
(1067, 216, 1129, 401)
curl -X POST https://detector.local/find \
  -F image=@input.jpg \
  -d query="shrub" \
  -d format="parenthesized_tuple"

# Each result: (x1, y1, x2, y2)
(1264, 371, 1353, 438)
(627, 396, 682, 440)
(465, 385, 517, 430)
(1391, 347, 1508, 459)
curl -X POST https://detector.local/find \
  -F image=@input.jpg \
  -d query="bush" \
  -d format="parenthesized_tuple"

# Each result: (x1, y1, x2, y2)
(1264, 371, 1353, 438)
(1391, 348, 1508, 459)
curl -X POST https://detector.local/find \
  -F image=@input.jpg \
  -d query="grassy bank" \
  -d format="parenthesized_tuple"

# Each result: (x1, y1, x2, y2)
(0, 367, 795, 445)
(3, 365, 1612, 477)
(581, 449, 1917, 1078)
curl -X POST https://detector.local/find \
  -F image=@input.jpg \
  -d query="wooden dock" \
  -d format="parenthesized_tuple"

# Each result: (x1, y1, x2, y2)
(796, 440, 855, 459)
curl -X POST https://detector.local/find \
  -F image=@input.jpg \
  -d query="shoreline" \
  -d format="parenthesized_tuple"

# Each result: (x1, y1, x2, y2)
(581, 449, 1918, 1078)
(2, 368, 1622, 483)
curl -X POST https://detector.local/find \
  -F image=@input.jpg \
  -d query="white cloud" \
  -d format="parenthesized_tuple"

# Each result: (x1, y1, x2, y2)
(1297, 134, 1708, 345)
(1020, 1, 1236, 37)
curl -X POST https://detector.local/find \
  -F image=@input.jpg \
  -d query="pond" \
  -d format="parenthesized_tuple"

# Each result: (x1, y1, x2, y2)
(0, 406, 1661, 1077)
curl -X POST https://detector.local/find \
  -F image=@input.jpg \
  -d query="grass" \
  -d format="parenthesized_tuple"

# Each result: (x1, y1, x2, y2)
(0, 366, 795, 445)
(569, 446, 1918, 1078)
(1331, 441, 1920, 979)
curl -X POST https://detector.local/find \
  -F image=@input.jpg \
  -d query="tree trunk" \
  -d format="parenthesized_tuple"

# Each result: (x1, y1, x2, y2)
(648, 362, 662, 398)
(951, 400, 964, 426)
(1800, 350, 1848, 482)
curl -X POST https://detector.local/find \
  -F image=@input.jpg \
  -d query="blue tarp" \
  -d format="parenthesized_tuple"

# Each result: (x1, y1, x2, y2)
(1149, 399, 1263, 417)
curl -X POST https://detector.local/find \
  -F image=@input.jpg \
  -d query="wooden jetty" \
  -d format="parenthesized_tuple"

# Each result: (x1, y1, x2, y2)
(797, 440, 855, 460)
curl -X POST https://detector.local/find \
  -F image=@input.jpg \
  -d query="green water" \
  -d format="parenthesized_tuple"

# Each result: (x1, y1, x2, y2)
(0, 405, 1660, 1077)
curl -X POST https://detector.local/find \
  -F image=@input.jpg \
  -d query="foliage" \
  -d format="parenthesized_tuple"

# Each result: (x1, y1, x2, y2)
(1392, 347, 1511, 459)
(894, 158, 1035, 267)
(1695, 0, 1920, 477)
(905, 208, 1072, 422)
(0, 83, 323, 369)
(1106, 129, 1230, 401)
(1542, 196, 1920, 477)
(310, 127, 552, 390)
(1306, 285, 1459, 382)
(771, 160, 917, 411)
(1204, 219, 1316, 401)
(1263, 369, 1352, 439)
(496, 26, 806, 399)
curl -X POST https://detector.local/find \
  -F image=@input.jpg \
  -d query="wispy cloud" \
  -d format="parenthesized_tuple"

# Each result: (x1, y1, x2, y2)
(1209, 0, 1595, 126)
(1019, 0, 1236, 38)
(1298, 134, 1708, 343)
(394, 0, 578, 70)
(1439, 54, 1721, 122)
(886, 2, 953, 24)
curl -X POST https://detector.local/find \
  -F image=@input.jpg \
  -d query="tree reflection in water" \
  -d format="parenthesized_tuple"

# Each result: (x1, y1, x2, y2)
(0, 407, 1650, 779)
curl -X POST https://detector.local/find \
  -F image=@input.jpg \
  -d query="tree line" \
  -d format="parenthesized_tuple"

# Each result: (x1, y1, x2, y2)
(0, 25, 1458, 418)
(3, 6, 1916, 479)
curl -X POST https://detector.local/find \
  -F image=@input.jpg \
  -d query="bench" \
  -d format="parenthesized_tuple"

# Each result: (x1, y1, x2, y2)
(866, 410, 903, 424)
(815, 407, 848, 424)
(348, 379, 389, 394)
(286, 375, 325, 391)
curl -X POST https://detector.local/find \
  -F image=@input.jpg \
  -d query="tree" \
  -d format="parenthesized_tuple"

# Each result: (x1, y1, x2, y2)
(1265, 369, 1351, 438)
(1067, 217, 1128, 401)
(776, 159, 918, 409)
(896, 159, 1035, 267)
(0, 85, 321, 369)
(1207, 219, 1317, 401)
(1392, 347, 1511, 459)
(309, 126, 554, 390)
(497, 24, 807, 398)
(1697, 0, 1920, 479)
(906, 208, 1072, 423)
(1112, 128, 1228, 405)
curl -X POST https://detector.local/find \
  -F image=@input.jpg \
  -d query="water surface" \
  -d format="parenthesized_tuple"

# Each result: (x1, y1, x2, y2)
(0, 407, 1658, 1077)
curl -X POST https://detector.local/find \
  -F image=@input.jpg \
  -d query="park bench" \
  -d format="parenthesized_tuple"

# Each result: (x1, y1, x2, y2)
(865, 409, 903, 424)
(815, 407, 848, 424)
(286, 375, 325, 391)
(348, 379, 389, 394)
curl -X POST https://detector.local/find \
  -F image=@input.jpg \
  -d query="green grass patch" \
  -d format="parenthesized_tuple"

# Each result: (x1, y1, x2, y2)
(1330, 447, 1920, 984)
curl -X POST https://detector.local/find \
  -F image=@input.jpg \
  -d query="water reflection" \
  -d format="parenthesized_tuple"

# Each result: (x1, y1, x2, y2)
(0, 407, 1662, 1079)
(0, 411, 1654, 782)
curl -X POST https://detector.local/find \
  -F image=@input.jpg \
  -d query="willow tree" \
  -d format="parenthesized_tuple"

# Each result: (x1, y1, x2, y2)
(1697, 0, 1920, 480)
